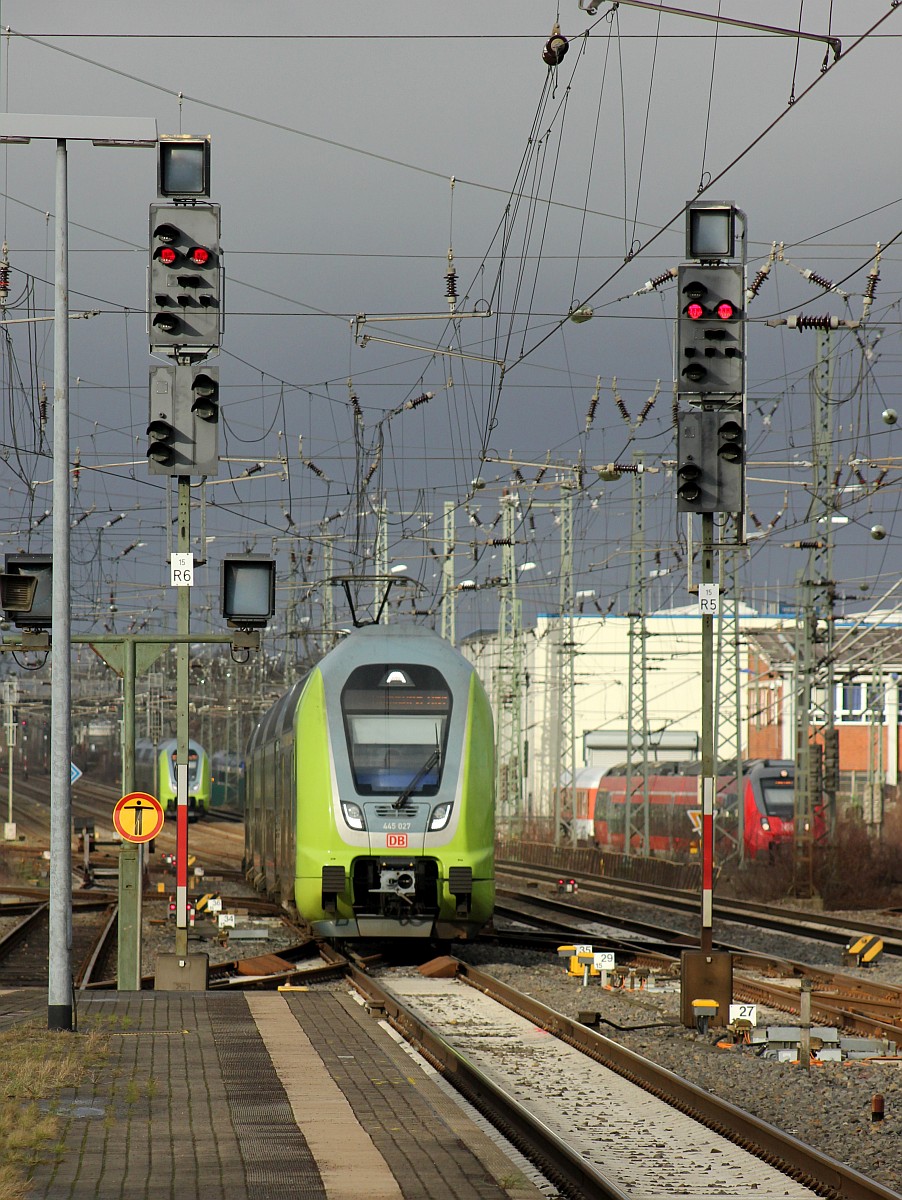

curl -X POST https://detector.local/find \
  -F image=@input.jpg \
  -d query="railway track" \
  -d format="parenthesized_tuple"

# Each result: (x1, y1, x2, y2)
(351, 959, 900, 1200)
(497, 859, 902, 955)
(493, 873, 902, 1040)
(495, 887, 697, 953)
(0, 898, 117, 988)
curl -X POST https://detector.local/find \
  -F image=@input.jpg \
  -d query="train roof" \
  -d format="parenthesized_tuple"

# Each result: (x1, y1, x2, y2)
(247, 676, 306, 755)
(246, 624, 483, 756)
(599, 758, 794, 780)
(604, 759, 692, 777)
(323, 622, 473, 661)
(135, 737, 206, 756)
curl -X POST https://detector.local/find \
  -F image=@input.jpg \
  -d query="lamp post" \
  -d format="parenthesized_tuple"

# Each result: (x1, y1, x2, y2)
(0, 114, 157, 1031)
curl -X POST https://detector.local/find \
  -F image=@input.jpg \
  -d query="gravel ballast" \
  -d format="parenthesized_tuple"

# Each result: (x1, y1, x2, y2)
(457, 894, 902, 1196)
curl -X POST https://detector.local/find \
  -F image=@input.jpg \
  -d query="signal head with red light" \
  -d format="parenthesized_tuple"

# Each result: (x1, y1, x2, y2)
(149, 201, 221, 355)
(676, 263, 745, 398)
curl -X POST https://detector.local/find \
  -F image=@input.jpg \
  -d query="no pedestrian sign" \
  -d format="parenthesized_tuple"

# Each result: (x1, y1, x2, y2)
(113, 792, 165, 844)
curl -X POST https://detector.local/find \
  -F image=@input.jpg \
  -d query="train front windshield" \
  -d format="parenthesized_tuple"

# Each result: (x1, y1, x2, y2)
(760, 778, 794, 820)
(170, 748, 200, 785)
(341, 664, 451, 795)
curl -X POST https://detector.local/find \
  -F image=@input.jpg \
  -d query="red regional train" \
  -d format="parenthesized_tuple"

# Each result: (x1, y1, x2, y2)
(584, 758, 824, 862)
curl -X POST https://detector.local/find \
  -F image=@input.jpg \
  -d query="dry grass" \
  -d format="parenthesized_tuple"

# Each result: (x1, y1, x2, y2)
(0, 1020, 108, 1200)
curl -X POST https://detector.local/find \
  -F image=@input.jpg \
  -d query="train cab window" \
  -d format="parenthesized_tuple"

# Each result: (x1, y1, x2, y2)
(341, 663, 451, 795)
(170, 747, 200, 785)
(760, 779, 794, 820)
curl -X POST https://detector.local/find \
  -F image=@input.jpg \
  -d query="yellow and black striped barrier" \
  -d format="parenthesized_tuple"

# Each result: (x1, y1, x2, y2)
(843, 934, 883, 968)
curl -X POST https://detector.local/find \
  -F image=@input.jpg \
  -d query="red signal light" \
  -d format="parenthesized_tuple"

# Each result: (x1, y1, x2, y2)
(716, 301, 735, 320)
(158, 246, 178, 266)
(188, 246, 210, 266)
(687, 302, 704, 320)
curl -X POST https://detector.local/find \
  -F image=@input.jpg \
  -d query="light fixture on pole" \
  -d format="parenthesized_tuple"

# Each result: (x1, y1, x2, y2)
(220, 556, 276, 630)
(0, 113, 157, 1032)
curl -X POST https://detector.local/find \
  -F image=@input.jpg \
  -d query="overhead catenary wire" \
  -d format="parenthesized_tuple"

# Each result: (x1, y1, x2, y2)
(0, 14, 901, 639)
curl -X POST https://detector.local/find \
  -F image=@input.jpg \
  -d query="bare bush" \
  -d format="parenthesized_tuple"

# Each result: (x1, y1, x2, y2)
(814, 806, 902, 908)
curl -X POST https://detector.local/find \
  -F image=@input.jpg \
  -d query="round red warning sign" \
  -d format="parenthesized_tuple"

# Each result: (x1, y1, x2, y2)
(113, 791, 165, 844)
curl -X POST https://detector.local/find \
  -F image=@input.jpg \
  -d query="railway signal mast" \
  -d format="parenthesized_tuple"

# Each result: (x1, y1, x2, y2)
(145, 138, 276, 988)
(145, 136, 219, 985)
(675, 200, 748, 1028)
(147, 137, 221, 478)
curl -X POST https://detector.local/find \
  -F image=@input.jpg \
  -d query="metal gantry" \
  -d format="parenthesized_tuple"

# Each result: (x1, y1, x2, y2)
(495, 495, 524, 830)
(551, 482, 578, 846)
(794, 330, 838, 893)
(714, 543, 744, 863)
(374, 496, 389, 622)
(322, 538, 335, 650)
(624, 459, 651, 854)
(441, 500, 456, 645)
(865, 651, 886, 838)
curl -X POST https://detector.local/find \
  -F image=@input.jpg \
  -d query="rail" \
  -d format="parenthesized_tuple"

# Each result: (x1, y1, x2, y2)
(75, 904, 118, 989)
(453, 961, 901, 1200)
(348, 963, 632, 1199)
(496, 838, 705, 891)
(497, 858, 902, 956)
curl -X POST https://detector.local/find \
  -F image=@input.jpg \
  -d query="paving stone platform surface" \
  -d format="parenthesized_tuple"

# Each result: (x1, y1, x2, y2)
(1, 986, 542, 1200)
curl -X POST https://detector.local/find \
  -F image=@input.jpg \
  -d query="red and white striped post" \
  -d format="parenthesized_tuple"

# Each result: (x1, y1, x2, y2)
(174, 479, 191, 958)
(699, 520, 715, 955)
(701, 774, 715, 942)
(176, 760, 189, 936)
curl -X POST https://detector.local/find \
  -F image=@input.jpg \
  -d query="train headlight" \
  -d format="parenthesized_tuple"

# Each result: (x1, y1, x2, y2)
(429, 802, 453, 831)
(759, 817, 771, 832)
(341, 801, 366, 831)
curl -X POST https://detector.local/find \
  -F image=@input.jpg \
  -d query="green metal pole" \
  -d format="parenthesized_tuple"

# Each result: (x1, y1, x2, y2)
(117, 636, 141, 990)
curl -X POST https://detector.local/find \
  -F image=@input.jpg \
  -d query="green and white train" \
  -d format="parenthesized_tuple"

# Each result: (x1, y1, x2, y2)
(134, 737, 212, 819)
(244, 624, 495, 939)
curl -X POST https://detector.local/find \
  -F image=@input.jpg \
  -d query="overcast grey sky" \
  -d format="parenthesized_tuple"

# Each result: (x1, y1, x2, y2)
(1, 2, 900, 644)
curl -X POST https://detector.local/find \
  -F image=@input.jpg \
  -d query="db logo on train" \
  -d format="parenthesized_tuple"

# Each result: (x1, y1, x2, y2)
(386, 834, 408, 848)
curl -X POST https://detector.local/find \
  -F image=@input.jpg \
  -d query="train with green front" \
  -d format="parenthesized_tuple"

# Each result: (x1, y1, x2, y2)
(134, 738, 212, 819)
(244, 624, 495, 939)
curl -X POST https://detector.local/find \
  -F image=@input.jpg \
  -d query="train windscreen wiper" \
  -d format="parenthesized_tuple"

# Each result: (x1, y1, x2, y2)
(393, 748, 440, 810)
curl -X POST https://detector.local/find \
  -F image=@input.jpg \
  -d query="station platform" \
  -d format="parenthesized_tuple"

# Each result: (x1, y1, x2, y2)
(1, 985, 544, 1200)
